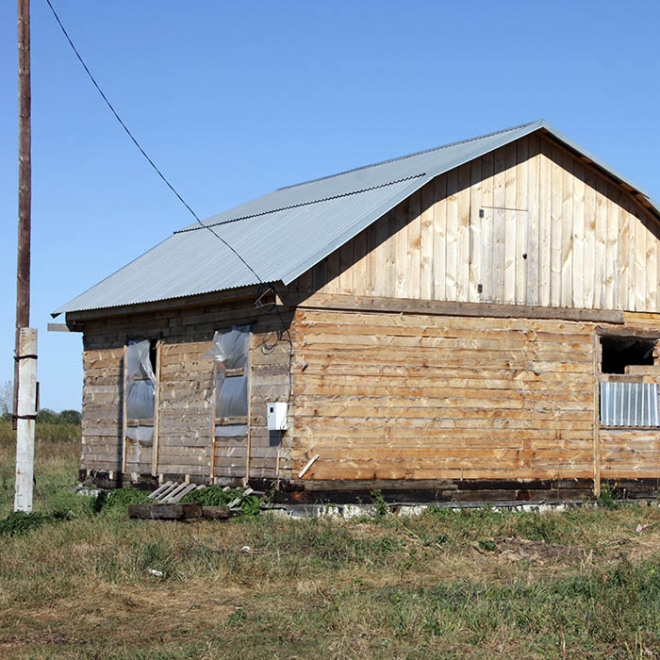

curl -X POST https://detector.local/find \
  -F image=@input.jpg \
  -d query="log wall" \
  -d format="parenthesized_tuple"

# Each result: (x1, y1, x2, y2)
(80, 299, 291, 485)
(291, 306, 660, 488)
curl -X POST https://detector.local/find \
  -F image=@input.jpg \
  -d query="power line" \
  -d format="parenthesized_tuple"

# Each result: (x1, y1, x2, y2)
(44, 0, 294, 401)
(43, 0, 265, 286)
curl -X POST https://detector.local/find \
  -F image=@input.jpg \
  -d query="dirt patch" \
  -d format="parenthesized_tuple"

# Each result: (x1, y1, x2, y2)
(0, 579, 241, 652)
(491, 537, 591, 564)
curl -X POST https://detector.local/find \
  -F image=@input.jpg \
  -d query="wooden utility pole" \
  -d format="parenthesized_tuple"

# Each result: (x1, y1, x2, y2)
(17, 0, 30, 331)
(14, 0, 37, 513)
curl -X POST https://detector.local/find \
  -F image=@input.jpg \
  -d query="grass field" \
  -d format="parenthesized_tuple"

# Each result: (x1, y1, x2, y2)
(1, 423, 659, 659)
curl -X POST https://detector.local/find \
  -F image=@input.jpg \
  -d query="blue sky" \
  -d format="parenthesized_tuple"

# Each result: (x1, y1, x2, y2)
(1, 0, 660, 411)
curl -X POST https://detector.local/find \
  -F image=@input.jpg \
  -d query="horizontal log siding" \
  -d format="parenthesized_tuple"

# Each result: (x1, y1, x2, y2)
(291, 309, 597, 482)
(80, 304, 291, 482)
(294, 134, 660, 313)
(596, 311, 660, 481)
(81, 346, 123, 473)
(600, 429, 660, 479)
(158, 340, 213, 477)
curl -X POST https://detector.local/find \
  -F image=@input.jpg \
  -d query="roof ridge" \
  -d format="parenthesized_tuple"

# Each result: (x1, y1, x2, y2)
(176, 173, 427, 233)
(276, 120, 543, 191)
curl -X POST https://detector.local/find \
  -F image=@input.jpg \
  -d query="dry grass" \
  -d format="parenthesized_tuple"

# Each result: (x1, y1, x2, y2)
(1, 428, 659, 659)
(0, 421, 81, 517)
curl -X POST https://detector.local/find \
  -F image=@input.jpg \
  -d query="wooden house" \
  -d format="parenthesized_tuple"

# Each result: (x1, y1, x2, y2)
(53, 120, 660, 502)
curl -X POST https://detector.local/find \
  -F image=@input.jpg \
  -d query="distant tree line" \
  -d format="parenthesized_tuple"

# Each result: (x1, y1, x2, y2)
(0, 408, 81, 425)
(35, 409, 82, 425)
(0, 380, 81, 425)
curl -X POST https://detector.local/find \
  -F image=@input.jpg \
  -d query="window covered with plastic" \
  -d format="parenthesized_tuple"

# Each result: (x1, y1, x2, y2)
(208, 326, 250, 422)
(125, 339, 156, 443)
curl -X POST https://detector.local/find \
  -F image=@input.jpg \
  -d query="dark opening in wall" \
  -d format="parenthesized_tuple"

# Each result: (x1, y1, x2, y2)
(149, 341, 158, 376)
(601, 336, 656, 374)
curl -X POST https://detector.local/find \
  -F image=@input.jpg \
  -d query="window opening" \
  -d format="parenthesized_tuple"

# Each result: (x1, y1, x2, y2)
(208, 326, 250, 431)
(599, 335, 660, 427)
(125, 339, 156, 443)
(600, 337, 655, 374)
(149, 341, 158, 376)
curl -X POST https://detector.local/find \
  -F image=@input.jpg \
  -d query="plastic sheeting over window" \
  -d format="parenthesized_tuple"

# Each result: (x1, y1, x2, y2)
(600, 381, 660, 427)
(125, 339, 156, 443)
(217, 374, 248, 418)
(208, 326, 249, 421)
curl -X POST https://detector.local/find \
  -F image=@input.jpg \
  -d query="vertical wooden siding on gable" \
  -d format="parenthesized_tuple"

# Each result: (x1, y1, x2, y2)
(292, 309, 598, 481)
(295, 134, 660, 313)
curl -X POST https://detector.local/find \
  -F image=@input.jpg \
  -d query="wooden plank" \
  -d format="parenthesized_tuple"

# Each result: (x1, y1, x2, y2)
(594, 174, 607, 308)
(202, 506, 230, 519)
(420, 180, 434, 299)
(296, 319, 588, 342)
(492, 146, 506, 302)
(561, 152, 573, 307)
(338, 238, 354, 295)
(294, 306, 597, 332)
(468, 157, 482, 302)
(550, 145, 563, 306)
(296, 464, 591, 482)
(298, 381, 593, 401)
(572, 162, 585, 307)
(583, 168, 597, 308)
(295, 312, 597, 337)
(407, 190, 422, 298)
(479, 152, 494, 302)
(634, 211, 647, 312)
(616, 192, 629, 310)
(457, 163, 471, 301)
(384, 210, 397, 298)
(526, 135, 540, 306)
(645, 216, 658, 312)
(128, 503, 202, 520)
(395, 199, 409, 298)
(121, 344, 128, 476)
(245, 331, 253, 484)
(515, 138, 528, 305)
(592, 332, 601, 496)
(209, 359, 218, 479)
(67, 284, 263, 323)
(297, 292, 625, 324)
(504, 142, 517, 304)
(47, 323, 70, 332)
(353, 227, 368, 297)
(538, 140, 552, 306)
(433, 175, 447, 300)
(292, 446, 596, 462)
(628, 204, 638, 311)
(445, 169, 459, 300)
(603, 180, 618, 308)
(325, 247, 340, 293)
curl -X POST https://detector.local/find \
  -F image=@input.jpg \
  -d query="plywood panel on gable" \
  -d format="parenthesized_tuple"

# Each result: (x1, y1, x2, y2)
(300, 134, 660, 314)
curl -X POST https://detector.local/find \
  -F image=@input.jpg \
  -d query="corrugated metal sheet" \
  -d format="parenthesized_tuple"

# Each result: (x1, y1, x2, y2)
(54, 176, 426, 313)
(53, 119, 660, 315)
(600, 381, 660, 427)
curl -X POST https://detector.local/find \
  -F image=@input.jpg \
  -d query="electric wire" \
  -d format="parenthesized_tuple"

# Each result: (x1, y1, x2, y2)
(44, 0, 294, 398)
(44, 0, 265, 287)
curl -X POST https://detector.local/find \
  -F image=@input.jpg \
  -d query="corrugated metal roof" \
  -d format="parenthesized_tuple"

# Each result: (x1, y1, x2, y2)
(53, 120, 660, 315)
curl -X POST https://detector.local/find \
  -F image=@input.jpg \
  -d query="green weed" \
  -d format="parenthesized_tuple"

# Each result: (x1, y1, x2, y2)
(182, 485, 262, 515)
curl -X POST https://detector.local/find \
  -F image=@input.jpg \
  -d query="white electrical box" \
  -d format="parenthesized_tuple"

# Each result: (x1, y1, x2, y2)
(267, 402, 288, 431)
